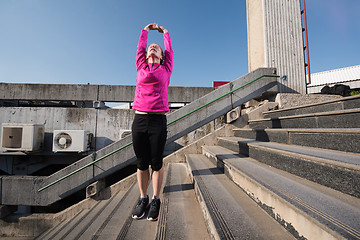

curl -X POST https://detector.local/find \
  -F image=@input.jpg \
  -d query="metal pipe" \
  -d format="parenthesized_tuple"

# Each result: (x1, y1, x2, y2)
(302, 0, 311, 85)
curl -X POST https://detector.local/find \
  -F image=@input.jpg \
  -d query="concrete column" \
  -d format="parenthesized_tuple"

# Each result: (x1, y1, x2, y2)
(247, 0, 306, 94)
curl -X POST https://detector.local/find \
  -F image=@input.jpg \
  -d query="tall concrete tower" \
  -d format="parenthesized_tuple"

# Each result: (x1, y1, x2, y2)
(247, 0, 306, 94)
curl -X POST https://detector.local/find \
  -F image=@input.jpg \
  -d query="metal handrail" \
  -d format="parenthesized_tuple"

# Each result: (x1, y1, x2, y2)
(302, 0, 311, 85)
(38, 74, 279, 192)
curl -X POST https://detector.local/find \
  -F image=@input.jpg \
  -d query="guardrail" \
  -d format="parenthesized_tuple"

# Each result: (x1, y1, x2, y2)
(38, 72, 279, 192)
(0, 68, 278, 206)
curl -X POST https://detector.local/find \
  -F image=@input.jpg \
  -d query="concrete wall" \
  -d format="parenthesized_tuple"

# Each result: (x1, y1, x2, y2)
(0, 107, 130, 151)
(0, 107, 223, 175)
(0, 107, 224, 153)
(247, 0, 265, 72)
(247, 0, 306, 94)
(0, 84, 216, 174)
(0, 83, 213, 103)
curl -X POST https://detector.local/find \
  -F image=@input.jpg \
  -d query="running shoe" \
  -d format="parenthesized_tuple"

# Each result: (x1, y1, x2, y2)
(132, 196, 149, 219)
(147, 198, 161, 221)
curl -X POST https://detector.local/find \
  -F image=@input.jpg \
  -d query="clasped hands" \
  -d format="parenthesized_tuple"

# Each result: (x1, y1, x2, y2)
(144, 23, 168, 33)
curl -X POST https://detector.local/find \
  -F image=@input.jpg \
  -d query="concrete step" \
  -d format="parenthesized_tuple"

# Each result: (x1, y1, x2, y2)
(0, 238, 33, 240)
(34, 163, 210, 240)
(120, 183, 157, 240)
(219, 136, 360, 197)
(233, 128, 360, 153)
(35, 181, 140, 240)
(156, 163, 210, 239)
(35, 209, 89, 240)
(249, 108, 360, 129)
(217, 137, 360, 198)
(264, 95, 360, 119)
(202, 145, 360, 240)
(186, 153, 295, 240)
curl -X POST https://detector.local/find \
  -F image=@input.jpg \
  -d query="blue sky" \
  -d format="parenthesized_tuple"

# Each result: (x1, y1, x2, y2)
(0, 0, 359, 87)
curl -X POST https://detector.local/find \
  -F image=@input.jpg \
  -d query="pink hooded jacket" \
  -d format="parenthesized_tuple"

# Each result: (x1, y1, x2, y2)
(132, 30, 174, 112)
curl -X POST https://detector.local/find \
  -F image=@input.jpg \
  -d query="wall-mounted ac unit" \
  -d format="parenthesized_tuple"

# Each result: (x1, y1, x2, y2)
(52, 130, 92, 153)
(1, 124, 45, 152)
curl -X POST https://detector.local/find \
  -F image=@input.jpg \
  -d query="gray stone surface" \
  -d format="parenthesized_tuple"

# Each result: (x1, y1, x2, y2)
(234, 128, 360, 153)
(241, 129, 288, 143)
(249, 117, 320, 129)
(317, 111, 360, 128)
(0, 83, 213, 103)
(343, 97, 360, 109)
(290, 132, 360, 153)
(186, 153, 294, 240)
(160, 163, 210, 239)
(266, 94, 360, 118)
(233, 102, 278, 128)
(219, 136, 360, 198)
(0, 83, 99, 101)
(251, 109, 360, 129)
(208, 145, 360, 240)
(250, 145, 360, 197)
(274, 93, 342, 109)
(279, 116, 318, 129)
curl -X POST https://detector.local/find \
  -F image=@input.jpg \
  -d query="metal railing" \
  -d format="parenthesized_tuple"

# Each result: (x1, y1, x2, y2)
(38, 74, 279, 192)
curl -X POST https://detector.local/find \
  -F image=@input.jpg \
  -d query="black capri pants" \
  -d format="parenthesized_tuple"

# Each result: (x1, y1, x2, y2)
(131, 114, 167, 171)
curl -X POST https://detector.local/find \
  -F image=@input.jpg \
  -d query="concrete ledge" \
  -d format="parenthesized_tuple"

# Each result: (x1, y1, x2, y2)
(203, 146, 347, 240)
(218, 137, 360, 198)
(186, 153, 295, 240)
(233, 128, 360, 153)
(266, 94, 360, 118)
(0, 83, 214, 103)
(158, 163, 210, 239)
(250, 109, 360, 129)
(274, 93, 343, 109)
(0, 172, 136, 237)
(233, 101, 279, 128)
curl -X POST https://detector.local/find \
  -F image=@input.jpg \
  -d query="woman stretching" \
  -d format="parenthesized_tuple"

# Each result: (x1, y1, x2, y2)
(131, 23, 173, 221)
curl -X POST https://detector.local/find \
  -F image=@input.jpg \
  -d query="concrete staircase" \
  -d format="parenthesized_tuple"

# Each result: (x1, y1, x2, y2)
(32, 163, 293, 240)
(20, 95, 358, 240)
(183, 95, 360, 240)
(33, 164, 212, 240)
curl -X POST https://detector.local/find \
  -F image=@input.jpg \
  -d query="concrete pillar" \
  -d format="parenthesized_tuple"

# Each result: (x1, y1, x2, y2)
(247, 0, 306, 94)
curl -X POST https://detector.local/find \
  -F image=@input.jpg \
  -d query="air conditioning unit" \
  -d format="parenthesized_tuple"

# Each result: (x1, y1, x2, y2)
(1, 123, 45, 152)
(52, 130, 92, 153)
